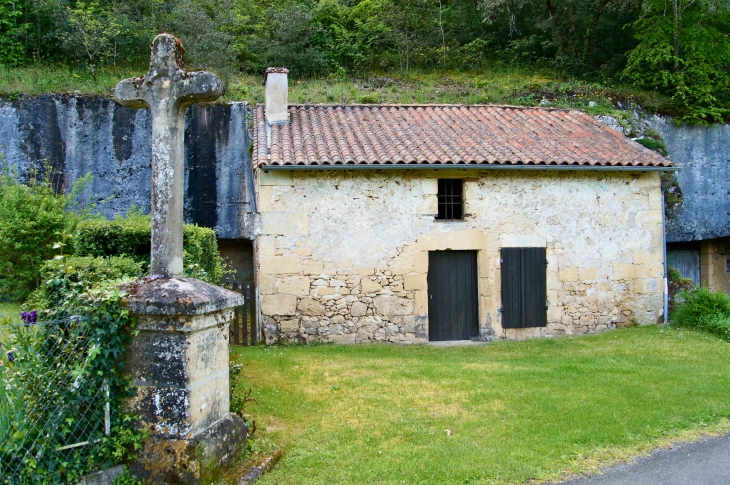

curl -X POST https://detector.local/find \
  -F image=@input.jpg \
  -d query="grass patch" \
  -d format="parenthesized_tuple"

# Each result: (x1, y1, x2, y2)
(0, 302, 20, 317)
(231, 326, 730, 485)
(0, 64, 145, 98)
(0, 65, 674, 117)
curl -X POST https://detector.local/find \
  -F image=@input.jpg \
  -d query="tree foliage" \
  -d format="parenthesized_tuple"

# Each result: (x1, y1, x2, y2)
(623, 0, 730, 123)
(0, 0, 728, 121)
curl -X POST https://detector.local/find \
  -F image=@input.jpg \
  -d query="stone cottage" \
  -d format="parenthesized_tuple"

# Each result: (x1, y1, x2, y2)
(253, 69, 674, 344)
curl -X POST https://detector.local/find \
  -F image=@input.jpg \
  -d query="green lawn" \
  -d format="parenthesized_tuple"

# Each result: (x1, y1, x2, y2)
(230, 326, 730, 485)
(0, 303, 20, 317)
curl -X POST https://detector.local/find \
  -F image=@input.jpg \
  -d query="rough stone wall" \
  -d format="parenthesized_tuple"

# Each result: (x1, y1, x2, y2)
(648, 116, 730, 243)
(0, 95, 255, 238)
(256, 169, 665, 343)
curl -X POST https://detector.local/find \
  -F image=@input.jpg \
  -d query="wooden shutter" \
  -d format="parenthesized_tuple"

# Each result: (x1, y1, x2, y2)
(501, 247, 547, 328)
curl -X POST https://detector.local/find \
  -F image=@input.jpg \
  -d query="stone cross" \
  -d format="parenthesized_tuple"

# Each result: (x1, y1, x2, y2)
(114, 33, 222, 277)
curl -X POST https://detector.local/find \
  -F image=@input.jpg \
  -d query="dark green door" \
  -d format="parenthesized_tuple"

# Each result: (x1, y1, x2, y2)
(501, 247, 547, 328)
(427, 250, 479, 341)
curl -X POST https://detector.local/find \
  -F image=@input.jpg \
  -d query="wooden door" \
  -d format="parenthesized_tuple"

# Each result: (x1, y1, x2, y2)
(667, 250, 700, 286)
(427, 251, 479, 341)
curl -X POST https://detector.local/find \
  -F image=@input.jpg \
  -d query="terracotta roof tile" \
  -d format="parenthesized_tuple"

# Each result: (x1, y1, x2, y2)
(253, 104, 672, 169)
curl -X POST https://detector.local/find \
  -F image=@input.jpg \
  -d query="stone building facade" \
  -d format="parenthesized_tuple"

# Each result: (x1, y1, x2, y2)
(253, 69, 673, 343)
(256, 168, 666, 343)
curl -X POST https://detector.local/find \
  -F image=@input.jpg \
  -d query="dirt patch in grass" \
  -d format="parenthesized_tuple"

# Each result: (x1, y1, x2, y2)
(232, 326, 730, 485)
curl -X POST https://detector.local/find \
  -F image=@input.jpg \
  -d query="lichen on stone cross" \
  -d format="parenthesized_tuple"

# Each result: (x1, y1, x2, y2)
(114, 33, 222, 278)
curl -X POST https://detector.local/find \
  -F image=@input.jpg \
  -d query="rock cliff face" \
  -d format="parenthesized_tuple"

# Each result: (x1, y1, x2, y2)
(648, 116, 730, 243)
(1, 95, 728, 244)
(0, 95, 255, 239)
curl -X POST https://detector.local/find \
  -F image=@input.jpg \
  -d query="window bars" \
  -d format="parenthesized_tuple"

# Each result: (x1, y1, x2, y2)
(436, 179, 464, 221)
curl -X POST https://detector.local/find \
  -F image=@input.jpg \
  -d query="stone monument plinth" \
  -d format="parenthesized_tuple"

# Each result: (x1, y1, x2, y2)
(122, 277, 246, 484)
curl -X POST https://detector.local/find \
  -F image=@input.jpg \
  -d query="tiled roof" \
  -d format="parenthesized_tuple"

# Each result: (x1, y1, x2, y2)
(253, 104, 672, 169)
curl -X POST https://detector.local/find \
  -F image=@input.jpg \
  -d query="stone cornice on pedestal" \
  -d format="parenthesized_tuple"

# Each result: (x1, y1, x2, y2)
(122, 277, 244, 317)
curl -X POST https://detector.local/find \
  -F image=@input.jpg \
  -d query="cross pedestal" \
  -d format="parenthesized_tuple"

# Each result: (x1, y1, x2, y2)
(114, 34, 247, 484)
(123, 278, 245, 484)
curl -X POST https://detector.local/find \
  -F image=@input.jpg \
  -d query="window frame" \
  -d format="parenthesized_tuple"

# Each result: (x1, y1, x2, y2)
(435, 178, 464, 222)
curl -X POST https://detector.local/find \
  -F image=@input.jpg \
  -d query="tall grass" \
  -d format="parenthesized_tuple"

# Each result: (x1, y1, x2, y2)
(0, 65, 145, 98)
(0, 64, 673, 116)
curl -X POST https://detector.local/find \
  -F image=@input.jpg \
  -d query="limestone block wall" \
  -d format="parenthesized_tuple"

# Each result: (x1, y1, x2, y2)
(700, 239, 730, 294)
(255, 169, 665, 343)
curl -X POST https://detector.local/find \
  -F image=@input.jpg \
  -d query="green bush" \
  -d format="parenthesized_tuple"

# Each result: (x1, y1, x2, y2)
(26, 255, 144, 309)
(74, 211, 225, 285)
(0, 170, 90, 302)
(1, 281, 145, 484)
(667, 266, 695, 312)
(671, 287, 730, 342)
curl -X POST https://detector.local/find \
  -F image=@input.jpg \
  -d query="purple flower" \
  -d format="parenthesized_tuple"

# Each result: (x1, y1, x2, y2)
(7, 351, 15, 363)
(21, 311, 38, 326)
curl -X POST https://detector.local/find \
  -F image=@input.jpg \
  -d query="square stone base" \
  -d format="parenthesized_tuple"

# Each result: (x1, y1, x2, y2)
(129, 413, 247, 485)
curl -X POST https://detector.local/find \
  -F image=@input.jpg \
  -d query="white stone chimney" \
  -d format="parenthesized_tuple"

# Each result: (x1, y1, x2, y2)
(264, 67, 289, 124)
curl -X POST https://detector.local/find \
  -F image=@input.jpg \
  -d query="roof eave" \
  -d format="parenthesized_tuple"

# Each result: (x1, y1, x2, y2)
(260, 164, 677, 172)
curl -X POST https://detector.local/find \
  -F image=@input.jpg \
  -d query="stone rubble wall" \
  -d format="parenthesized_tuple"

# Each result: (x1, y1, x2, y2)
(255, 169, 665, 344)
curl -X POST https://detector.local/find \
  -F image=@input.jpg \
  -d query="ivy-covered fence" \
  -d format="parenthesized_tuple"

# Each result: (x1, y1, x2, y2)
(0, 286, 144, 484)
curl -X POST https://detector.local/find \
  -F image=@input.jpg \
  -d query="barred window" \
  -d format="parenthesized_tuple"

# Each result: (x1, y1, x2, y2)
(436, 179, 463, 221)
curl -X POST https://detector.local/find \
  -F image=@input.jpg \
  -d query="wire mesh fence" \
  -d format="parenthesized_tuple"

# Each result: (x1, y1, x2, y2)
(0, 312, 110, 484)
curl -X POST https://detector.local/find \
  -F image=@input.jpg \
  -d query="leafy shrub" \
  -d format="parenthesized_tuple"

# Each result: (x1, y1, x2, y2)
(26, 255, 144, 309)
(671, 287, 730, 342)
(0, 170, 90, 302)
(0, 281, 145, 484)
(667, 266, 695, 312)
(73, 211, 225, 285)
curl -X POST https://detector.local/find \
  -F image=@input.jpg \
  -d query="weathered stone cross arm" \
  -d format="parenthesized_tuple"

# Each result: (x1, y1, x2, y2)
(113, 33, 223, 277)
(115, 69, 223, 111)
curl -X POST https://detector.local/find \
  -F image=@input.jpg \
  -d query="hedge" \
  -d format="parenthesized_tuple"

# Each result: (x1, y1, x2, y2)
(26, 256, 144, 309)
(73, 213, 224, 285)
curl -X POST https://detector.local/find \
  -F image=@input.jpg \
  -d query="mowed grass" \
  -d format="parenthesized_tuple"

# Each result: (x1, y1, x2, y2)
(0, 302, 20, 320)
(230, 326, 730, 485)
(0, 303, 21, 341)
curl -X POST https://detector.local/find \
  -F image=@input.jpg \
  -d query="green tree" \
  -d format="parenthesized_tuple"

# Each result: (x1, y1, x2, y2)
(61, 1, 121, 80)
(0, 0, 29, 66)
(165, 0, 239, 71)
(478, 0, 641, 68)
(624, 0, 730, 123)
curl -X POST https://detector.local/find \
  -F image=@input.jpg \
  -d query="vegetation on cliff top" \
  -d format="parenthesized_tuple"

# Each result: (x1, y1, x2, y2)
(0, 63, 670, 121)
